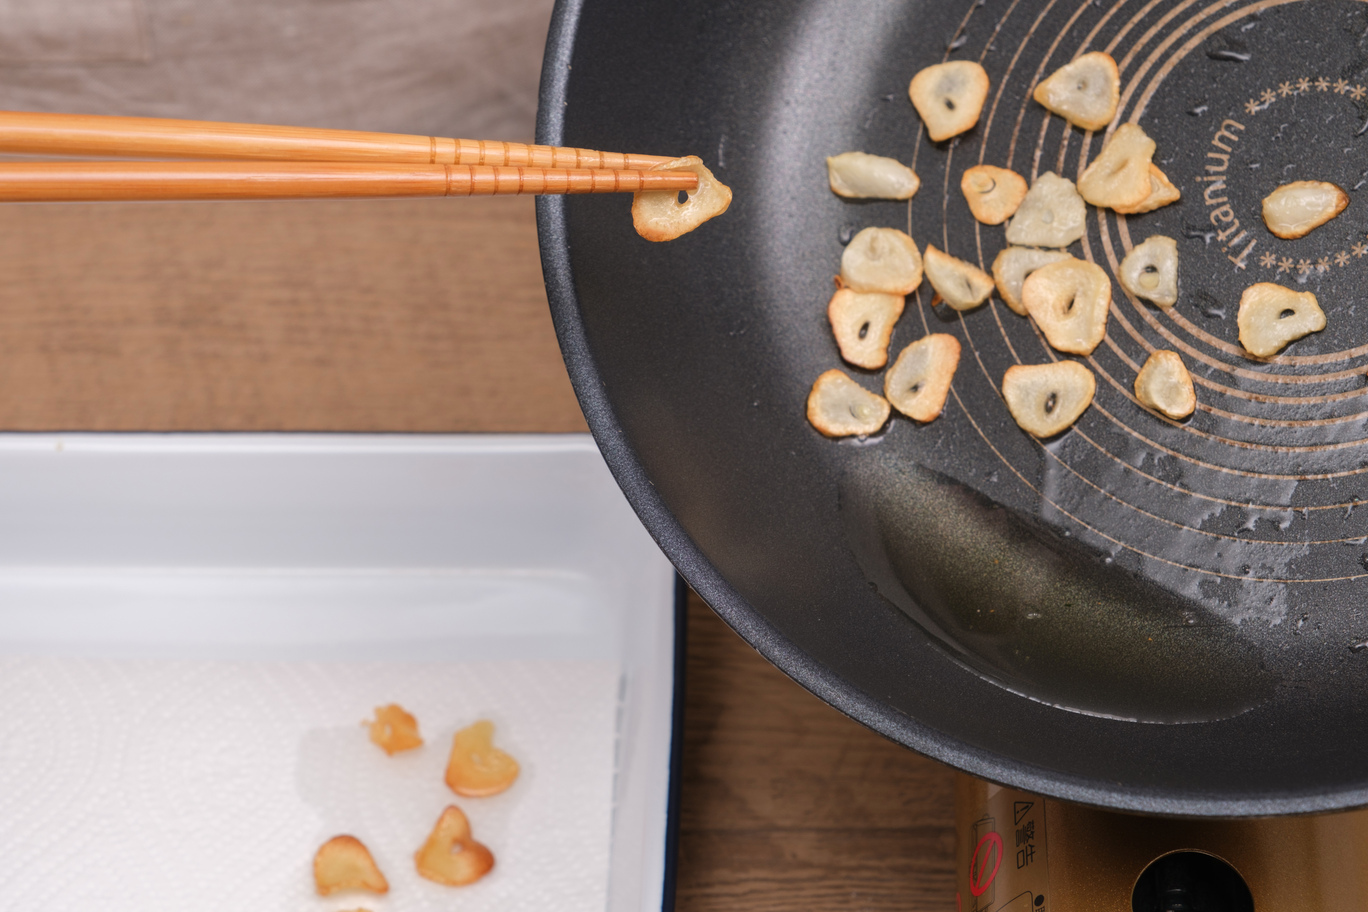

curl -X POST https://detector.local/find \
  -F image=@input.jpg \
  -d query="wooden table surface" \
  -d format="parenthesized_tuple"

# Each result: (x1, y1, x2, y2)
(3, 195, 956, 909)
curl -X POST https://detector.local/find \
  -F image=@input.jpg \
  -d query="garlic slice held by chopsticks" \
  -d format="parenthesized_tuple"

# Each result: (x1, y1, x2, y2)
(632, 155, 732, 242)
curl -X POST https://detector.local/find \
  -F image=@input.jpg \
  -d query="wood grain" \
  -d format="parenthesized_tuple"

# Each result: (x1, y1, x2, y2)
(679, 591, 957, 911)
(0, 193, 957, 906)
(0, 196, 585, 431)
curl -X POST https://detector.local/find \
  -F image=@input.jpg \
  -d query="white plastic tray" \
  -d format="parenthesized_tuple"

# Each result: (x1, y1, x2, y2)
(0, 433, 679, 912)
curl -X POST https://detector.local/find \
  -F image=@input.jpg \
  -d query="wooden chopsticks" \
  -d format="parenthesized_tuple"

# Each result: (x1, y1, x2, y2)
(0, 161, 696, 201)
(0, 111, 697, 201)
(0, 112, 675, 169)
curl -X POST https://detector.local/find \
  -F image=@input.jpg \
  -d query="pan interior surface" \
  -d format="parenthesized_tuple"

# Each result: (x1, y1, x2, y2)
(538, 0, 1368, 814)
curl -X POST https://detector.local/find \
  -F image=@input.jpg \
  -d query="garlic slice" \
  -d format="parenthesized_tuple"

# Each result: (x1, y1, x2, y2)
(631, 156, 732, 242)
(960, 165, 1029, 224)
(1004, 172, 1087, 249)
(991, 247, 1072, 316)
(839, 227, 923, 294)
(807, 370, 892, 438)
(1033, 52, 1120, 131)
(885, 334, 961, 423)
(1118, 236, 1178, 308)
(1021, 257, 1112, 356)
(1078, 124, 1157, 210)
(827, 152, 921, 200)
(1002, 361, 1096, 437)
(1261, 181, 1349, 239)
(1237, 283, 1326, 358)
(828, 288, 905, 369)
(444, 719, 520, 797)
(414, 806, 495, 886)
(909, 60, 990, 142)
(924, 245, 994, 311)
(1113, 165, 1181, 214)
(1134, 350, 1195, 420)
(314, 835, 389, 896)
(367, 703, 423, 755)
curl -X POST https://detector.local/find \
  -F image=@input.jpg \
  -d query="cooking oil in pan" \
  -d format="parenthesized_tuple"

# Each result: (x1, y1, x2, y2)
(840, 456, 1276, 723)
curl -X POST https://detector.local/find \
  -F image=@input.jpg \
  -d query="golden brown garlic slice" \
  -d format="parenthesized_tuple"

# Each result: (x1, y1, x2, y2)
(1237, 283, 1326, 358)
(631, 156, 732, 242)
(828, 288, 905, 369)
(314, 835, 390, 896)
(414, 806, 495, 887)
(991, 247, 1072, 316)
(1134, 350, 1195, 420)
(1032, 52, 1120, 131)
(806, 370, 891, 438)
(1113, 165, 1181, 214)
(366, 703, 423, 755)
(827, 152, 921, 199)
(1077, 124, 1156, 210)
(839, 227, 923, 294)
(924, 245, 994, 311)
(445, 719, 520, 797)
(960, 165, 1029, 224)
(1002, 361, 1096, 437)
(1118, 236, 1178, 308)
(884, 334, 961, 423)
(1261, 181, 1349, 239)
(1004, 172, 1087, 249)
(1021, 258, 1112, 356)
(908, 61, 990, 141)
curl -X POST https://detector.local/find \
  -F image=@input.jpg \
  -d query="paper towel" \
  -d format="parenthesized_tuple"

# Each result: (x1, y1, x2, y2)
(0, 656, 620, 911)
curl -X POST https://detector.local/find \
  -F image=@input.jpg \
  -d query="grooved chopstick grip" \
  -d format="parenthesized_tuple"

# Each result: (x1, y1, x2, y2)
(0, 111, 676, 169)
(0, 161, 699, 201)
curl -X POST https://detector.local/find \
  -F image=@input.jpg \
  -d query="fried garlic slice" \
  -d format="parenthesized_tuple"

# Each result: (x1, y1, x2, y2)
(1118, 236, 1178, 308)
(1237, 283, 1326, 358)
(924, 245, 994, 311)
(1113, 165, 1181, 214)
(1078, 124, 1156, 210)
(1021, 257, 1112, 355)
(1004, 172, 1087, 249)
(1002, 361, 1096, 437)
(1134, 350, 1195, 420)
(840, 227, 923, 294)
(960, 165, 1029, 224)
(631, 156, 732, 242)
(414, 806, 495, 887)
(828, 288, 904, 369)
(1261, 180, 1349, 239)
(908, 60, 990, 141)
(884, 334, 961, 423)
(807, 370, 891, 438)
(1032, 52, 1120, 131)
(314, 835, 389, 896)
(366, 703, 423, 755)
(827, 152, 921, 200)
(445, 719, 520, 798)
(991, 247, 1071, 316)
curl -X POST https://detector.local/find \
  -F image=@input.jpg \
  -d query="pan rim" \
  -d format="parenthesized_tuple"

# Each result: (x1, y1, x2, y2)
(533, 0, 1368, 818)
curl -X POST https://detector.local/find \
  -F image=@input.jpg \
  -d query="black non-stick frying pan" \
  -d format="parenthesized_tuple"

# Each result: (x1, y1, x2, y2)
(536, 0, 1368, 816)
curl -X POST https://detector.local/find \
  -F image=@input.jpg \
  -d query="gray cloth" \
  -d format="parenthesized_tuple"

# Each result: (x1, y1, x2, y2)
(0, 0, 554, 142)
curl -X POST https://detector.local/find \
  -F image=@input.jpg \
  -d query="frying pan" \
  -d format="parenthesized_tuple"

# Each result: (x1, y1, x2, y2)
(536, 0, 1368, 816)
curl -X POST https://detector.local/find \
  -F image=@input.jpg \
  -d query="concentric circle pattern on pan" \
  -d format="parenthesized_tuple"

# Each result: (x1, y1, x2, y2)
(538, 0, 1368, 814)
